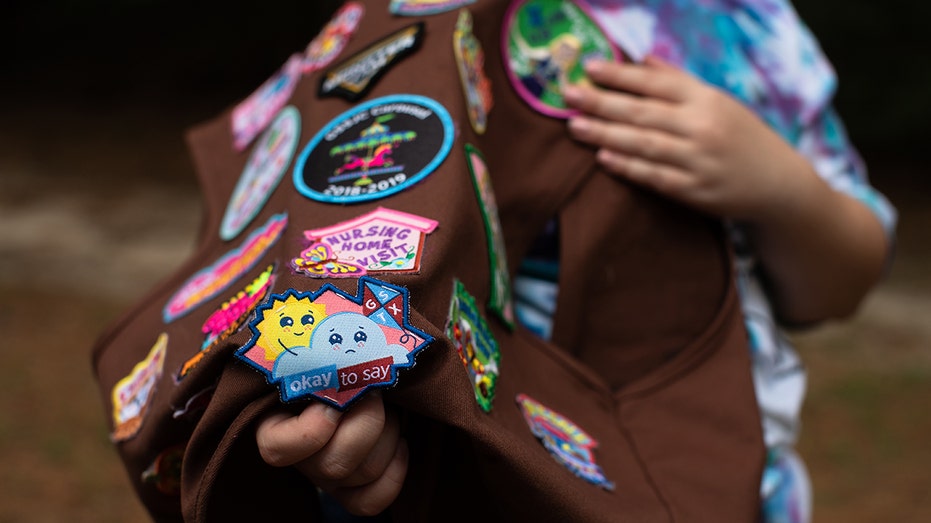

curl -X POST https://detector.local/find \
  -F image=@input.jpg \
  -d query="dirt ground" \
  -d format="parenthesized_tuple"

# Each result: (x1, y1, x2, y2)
(0, 98, 928, 522)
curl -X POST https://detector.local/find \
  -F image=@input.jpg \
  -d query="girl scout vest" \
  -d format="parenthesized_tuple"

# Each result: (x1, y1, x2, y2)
(91, 1, 765, 521)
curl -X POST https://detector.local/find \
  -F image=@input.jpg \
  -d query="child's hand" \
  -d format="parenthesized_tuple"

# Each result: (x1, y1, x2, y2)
(564, 56, 809, 223)
(256, 393, 408, 516)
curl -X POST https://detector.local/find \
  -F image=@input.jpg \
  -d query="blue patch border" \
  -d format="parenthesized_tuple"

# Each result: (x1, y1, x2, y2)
(292, 94, 454, 204)
(234, 276, 434, 409)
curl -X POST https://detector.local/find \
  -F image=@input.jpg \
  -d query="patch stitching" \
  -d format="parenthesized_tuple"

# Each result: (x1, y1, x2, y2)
(446, 279, 500, 412)
(516, 393, 615, 490)
(319, 23, 424, 101)
(292, 207, 438, 277)
(464, 144, 514, 328)
(111, 333, 167, 442)
(163, 213, 287, 323)
(235, 277, 434, 409)
(293, 95, 454, 204)
(221, 107, 300, 240)
(501, 0, 620, 118)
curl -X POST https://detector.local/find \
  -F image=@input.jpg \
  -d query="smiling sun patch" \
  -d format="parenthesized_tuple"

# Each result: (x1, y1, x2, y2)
(235, 277, 433, 408)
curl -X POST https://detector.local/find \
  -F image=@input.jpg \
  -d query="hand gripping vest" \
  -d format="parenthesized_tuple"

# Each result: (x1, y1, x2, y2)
(91, 1, 765, 521)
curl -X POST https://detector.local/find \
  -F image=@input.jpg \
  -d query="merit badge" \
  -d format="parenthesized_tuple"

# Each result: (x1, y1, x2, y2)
(294, 95, 453, 204)
(142, 444, 184, 496)
(164, 213, 287, 323)
(235, 277, 433, 409)
(231, 54, 303, 150)
(111, 333, 167, 442)
(319, 23, 424, 101)
(389, 0, 476, 16)
(302, 1, 364, 74)
(516, 393, 615, 490)
(221, 107, 300, 241)
(293, 207, 438, 278)
(446, 280, 500, 412)
(176, 264, 277, 381)
(502, 0, 620, 118)
(453, 9, 493, 135)
(465, 144, 514, 329)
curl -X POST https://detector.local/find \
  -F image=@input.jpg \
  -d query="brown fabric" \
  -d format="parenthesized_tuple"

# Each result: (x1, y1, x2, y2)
(91, 1, 764, 521)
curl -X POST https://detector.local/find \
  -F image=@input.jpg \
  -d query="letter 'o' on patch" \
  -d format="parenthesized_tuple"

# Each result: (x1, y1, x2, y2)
(221, 107, 300, 241)
(516, 393, 615, 490)
(235, 277, 434, 409)
(502, 0, 620, 118)
(292, 207, 438, 278)
(293, 95, 453, 204)
(319, 23, 424, 102)
(163, 213, 287, 323)
(111, 333, 167, 442)
(446, 279, 500, 412)
(389, 0, 476, 16)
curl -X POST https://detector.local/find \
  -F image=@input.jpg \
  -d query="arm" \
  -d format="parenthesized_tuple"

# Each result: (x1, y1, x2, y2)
(563, 57, 888, 325)
(256, 393, 408, 516)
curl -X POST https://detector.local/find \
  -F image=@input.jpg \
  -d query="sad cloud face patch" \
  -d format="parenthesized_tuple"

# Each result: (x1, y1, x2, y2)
(236, 277, 433, 408)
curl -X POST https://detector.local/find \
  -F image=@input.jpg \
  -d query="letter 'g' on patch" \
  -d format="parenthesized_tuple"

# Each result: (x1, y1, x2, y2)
(235, 277, 433, 409)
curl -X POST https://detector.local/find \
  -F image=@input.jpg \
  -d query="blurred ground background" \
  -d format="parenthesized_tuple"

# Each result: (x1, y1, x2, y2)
(1, 1, 928, 521)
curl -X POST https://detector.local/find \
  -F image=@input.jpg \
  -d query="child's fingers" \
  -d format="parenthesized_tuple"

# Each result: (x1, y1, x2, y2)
(256, 402, 342, 468)
(596, 148, 692, 199)
(305, 407, 401, 489)
(297, 393, 388, 483)
(568, 116, 693, 168)
(563, 85, 687, 136)
(583, 59, 689, 102)
(326, 440, 410, 517)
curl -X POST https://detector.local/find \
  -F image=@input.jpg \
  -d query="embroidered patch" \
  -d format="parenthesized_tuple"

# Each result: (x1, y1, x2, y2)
(171, 386, 216, 421)
(453, 9, 493, 135)
(164, 213, 287, 323)
(516, 393, 615, 490)
(221, 107, 300, 241)
(235, 277, 433, 409)
(111, 333, 167, 442)
(502, 0, 619, 118)
(302, 1, 364, 74)
(389, 0, 476, 16)
(142, 444, 184, 496)
(293, 207, 438, 278)
(318, 23, 424, 101)
(294, 95, 453, 204)
(231, 54, 303, 150)
(464, 144, 514, 329)
(446, 279, 500, 412)
(176, 264, 277, 381)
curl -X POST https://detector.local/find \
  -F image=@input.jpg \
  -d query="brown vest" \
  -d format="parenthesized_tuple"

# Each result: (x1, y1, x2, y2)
(92, 1, 764, 521)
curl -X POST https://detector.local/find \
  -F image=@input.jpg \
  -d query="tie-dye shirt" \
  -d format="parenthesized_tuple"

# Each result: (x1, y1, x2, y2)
(513, 1, 897, 521)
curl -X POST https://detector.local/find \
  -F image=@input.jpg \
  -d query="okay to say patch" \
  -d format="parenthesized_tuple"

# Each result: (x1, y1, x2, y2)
(164, 213, 287, 323)
(516, 393, 615, 490)
(231, 54, 303, 150)
(235, 277, 433, 408)
(447, 279, 500, 412)
(502, 0, 619, 118)
(293, 94, 453, 204)
(221, 107, 300, 241)
(292, 207, 438, 278)
(111, 333, 167, 442)
(319, 23, 423, 101)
